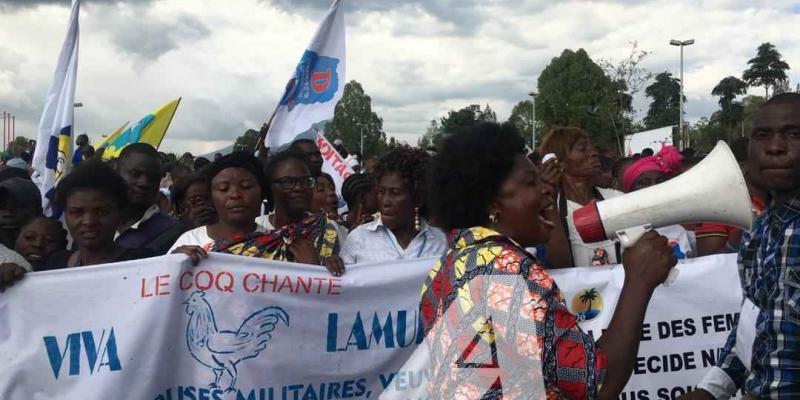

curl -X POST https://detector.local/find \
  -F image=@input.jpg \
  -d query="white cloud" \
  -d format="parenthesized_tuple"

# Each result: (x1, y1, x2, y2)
(0, 0, 797, 154)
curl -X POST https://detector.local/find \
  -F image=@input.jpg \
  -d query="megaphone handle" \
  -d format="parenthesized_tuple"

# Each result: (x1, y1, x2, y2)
(615, 225, 679, 286)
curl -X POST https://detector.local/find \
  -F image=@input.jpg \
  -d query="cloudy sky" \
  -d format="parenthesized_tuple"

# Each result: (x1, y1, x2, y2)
(1, 0, 798, 155)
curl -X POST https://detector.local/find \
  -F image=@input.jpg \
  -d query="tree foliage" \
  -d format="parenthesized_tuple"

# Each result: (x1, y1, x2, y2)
(711, 76, 748, 141)
(325, 80, 387, 159)
(742, 42, 791, 99)
(507, 100, 536, 148)
(643, 72, 683, 130)
(234, 129, 260, 152)
(536, 48, 624, 150)
(417, 104, 496, 149)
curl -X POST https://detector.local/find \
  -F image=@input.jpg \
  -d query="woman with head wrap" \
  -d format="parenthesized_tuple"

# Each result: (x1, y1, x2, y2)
(621, 146, 694, 259)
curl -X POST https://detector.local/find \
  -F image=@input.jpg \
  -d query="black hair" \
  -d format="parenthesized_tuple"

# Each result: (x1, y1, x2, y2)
(763, 92, 800, 107)
(374, 145, 430, 195)
(289, 138, 316, 150)
(119, 142, 159, 160)
(193, 157, 211, 171)
(342, 173, 373, 206)
(0, 166, 30, 183)
(172, 173, 209, 212)
(429, 122, 525, 230)
(76, 134, 89, 146)
(263, 150, 308, 204)
(81, 145, 95, 159)
(54, 160, 128, 209)
(204, 151, 267, 199)
(318, 172, 335, 188)
(641, 148, 654, 157)
(731, 137, 749, 162)
(21, 216, 67, 244)
(612, 157, 634, 178)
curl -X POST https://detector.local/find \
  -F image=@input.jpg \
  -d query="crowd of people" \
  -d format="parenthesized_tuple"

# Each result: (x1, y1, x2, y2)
(0, 92, 798, 398)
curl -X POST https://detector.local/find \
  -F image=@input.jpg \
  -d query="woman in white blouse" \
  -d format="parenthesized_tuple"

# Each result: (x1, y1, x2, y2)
(341, 147, 446, 264)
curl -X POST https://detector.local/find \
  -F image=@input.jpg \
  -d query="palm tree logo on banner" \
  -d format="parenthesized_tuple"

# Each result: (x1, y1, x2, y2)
(571, 288, 604, 322)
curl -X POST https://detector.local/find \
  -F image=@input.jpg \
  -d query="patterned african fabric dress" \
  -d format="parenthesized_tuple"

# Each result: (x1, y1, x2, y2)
(419, 226, 607, 399)
(209, 212, 340, 262)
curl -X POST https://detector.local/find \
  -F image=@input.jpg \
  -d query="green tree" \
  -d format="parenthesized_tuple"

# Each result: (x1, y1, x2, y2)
(742, 42, 790, 99)
(507, 100, 543, 148)
(536, 48, 623, 150)
(643, 72, 683, 130)
(579, 288, 599, 313)
(325, 80, 387, 159)
(419, 104, 496, 149)
(692, 117, 727, 153)
(10, 136, 31, 156)
(740, 95, 765, 137)
(711, 76, 748, 142)
(234, 129, 260, 152)
(417, 119, 440, 150)
(599, 41, 654, 152)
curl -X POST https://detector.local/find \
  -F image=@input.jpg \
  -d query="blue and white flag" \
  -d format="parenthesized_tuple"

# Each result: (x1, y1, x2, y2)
(32, 0, 80, 217)
(266, 0, 345, 149)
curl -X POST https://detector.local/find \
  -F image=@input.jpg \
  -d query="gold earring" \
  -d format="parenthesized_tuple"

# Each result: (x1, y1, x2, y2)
(414, 207, 421, 231)
(489, 211, 498, 225)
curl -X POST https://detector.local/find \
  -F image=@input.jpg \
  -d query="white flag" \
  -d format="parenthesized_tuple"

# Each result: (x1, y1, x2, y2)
(32, 0, 80, 217)
(266, 0, 345, 149)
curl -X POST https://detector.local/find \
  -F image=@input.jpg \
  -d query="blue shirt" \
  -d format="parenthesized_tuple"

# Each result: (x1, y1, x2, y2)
(712, 192, 800, 397)
(340, 218, 447, 265)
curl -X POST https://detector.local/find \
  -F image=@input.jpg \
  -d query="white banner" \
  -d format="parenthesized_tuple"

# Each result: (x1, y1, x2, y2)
(550, 254, 743, 399)
(317, 132, 354, 203)
(267, 0, 346, 149)
(0, 254, 742, 399)
(625, 126, 674, 156)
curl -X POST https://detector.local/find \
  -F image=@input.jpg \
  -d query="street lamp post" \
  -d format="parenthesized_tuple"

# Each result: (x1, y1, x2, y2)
(360, 125, 364, 168)
(528, 91, 537, 149)
(670, 39, 694, 149)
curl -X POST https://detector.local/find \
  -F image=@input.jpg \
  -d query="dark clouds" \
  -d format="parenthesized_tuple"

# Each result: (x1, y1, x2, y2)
(99, 11, 211, 65)
(268, 0, 492, 34)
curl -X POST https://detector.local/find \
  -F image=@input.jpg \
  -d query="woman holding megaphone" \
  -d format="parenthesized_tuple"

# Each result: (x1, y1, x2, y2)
(421, 122, 677, 399)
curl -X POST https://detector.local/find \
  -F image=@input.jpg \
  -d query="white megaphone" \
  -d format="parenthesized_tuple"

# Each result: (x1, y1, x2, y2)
(573, 141, 753, 284)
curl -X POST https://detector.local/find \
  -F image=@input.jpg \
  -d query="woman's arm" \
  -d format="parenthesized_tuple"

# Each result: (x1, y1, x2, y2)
(596, 232, 676, 398)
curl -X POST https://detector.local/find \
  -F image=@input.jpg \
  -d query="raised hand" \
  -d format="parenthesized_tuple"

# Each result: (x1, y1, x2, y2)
(622, 231, 678, 291)
(0, 263, 27, 291)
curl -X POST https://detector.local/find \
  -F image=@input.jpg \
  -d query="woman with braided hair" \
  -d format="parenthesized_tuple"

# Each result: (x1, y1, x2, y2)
(340, 173, 377, 230)
(340, 146, 446, 264)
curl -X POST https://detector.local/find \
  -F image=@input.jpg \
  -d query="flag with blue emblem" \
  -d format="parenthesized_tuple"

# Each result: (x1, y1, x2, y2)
(31, 0, 80, 217)
(266, 0, 345, 149)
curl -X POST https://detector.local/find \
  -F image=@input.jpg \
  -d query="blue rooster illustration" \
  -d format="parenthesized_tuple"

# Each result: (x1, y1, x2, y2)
(183, 291, 289, 392)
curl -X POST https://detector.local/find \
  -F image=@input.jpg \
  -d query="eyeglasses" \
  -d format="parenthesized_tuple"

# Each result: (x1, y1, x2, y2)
(272, 176, 316, 190)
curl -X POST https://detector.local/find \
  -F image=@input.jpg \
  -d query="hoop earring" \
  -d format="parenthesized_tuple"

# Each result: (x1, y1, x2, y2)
(414, 207, 421, 231)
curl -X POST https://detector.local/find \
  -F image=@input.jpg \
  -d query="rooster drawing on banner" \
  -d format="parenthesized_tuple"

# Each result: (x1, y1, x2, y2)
(183, 291, 289, 392)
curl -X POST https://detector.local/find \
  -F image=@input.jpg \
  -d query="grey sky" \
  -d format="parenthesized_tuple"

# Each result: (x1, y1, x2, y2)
(0, 0, 798, 155)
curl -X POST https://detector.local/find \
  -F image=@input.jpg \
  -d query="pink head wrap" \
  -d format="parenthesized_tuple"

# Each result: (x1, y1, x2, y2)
(622, 146, 683, 192)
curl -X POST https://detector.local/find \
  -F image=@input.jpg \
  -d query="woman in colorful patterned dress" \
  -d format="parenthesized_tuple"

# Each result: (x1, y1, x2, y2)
(421, 122, 677, 399)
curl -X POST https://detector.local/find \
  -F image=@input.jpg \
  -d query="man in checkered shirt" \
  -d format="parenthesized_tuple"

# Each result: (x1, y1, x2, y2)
(687, 93, 800, 399)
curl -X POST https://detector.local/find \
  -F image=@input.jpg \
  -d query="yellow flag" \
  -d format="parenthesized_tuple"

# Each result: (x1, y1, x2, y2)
(101, 98, 181, 160)
(95, 121, 130, 150)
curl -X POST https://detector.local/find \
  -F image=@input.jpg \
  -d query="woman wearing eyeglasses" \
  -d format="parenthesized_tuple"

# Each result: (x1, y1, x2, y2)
(170, 151, 345, 276)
